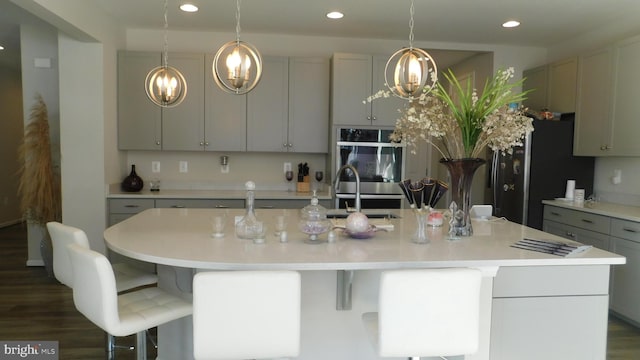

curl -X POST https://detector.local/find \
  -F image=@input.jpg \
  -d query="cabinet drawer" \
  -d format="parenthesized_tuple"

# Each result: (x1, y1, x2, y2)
(611, 218, 640, 243)
(255, 199, 332, 209)
(109, 198, 155, 214)
(155, 199, 243, 209)
(543, 206, 610, 234)
(543, 220, 610, 250)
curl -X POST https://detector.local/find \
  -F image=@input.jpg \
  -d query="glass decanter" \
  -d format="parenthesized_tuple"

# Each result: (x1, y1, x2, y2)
(235, 181, 264, 239)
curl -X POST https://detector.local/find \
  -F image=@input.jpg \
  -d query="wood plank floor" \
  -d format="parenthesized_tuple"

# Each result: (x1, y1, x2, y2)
(0, 223, 155, 359)
(1, 223, 639, 359)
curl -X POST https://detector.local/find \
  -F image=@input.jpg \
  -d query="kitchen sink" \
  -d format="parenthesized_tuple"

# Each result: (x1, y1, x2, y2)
(326, 210, 401, 219)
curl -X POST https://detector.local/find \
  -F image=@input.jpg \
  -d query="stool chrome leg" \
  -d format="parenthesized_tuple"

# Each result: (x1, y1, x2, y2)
(136, 331, 147, 360)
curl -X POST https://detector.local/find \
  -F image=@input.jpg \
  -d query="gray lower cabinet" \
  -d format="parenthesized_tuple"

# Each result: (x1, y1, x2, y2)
(491, 265, 609, 359)
(108, 198, 155, 226)
(543, 204, 640, 325)
(254, 199, 331, 209)
(610, 218, 640, 324)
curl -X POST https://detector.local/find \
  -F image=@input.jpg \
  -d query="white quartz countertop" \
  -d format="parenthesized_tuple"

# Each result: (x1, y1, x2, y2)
(542, 199, 640, 222)
(107, 186, 332, 200)
(104, 208, 625, 270)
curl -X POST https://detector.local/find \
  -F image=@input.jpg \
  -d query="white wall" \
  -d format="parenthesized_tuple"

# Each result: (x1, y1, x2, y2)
(19, 21, 60, 265)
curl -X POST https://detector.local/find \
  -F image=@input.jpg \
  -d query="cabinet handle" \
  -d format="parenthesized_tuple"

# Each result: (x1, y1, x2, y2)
(283, 143, 288, 148)
(623, 227, 638, 233)
(550, 211, 561, 216)
(200, 142, 204, 146)
(214, 205, 229, 208)
(156, 141, 161, 145)
(124, 205, 140, 208)
(171, 205, 185, 208)
(581, 219, 594, 224)
(259, 205, 275, 209)
(565, 232, 576, 238)
(372, 116, 377, 121)
(366, 116, 372, 121)
(288, 143, 292, 147)
(205, 142, 209, 146)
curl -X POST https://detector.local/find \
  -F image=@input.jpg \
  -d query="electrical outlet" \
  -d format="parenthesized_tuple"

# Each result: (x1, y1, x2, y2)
(284, 162, 292, 172)
(179, 161, 188, 173)
(152, 161, 161, 173)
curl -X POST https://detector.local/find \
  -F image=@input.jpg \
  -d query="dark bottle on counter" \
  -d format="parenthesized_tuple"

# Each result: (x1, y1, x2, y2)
(121, 164, 144, 192)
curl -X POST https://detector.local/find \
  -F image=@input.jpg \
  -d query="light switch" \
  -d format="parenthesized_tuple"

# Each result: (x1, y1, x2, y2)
(179, 161, 188, 173)
(152, 161, 161, 173)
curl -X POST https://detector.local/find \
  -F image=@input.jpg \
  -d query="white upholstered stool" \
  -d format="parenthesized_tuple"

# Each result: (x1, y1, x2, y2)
(67, 243, 192, 360)
(362, 268, 482, 360)
(192, 270, 301, 360)
(47, 221, 159, 358)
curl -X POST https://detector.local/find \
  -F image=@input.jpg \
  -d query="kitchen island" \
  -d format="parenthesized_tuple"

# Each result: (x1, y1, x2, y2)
(104, 208, 625, 360)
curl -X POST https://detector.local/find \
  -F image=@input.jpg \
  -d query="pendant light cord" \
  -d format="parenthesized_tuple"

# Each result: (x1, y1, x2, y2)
(235, 0, 242, 43)
(408, 0, 415, 51)
(162, 0, 169, 67)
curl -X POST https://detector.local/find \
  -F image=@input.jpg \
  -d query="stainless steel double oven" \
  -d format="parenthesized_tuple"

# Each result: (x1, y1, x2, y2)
(334, 128, 406, 209)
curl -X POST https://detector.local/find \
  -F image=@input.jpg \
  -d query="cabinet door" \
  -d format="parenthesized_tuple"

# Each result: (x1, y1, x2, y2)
(161, 53, 205, 151)
(543, 220, 611, 250)
(247, 56, 289, 152)
(371, 55, 406, 127)
(288, 57, 330, 153)
(547, 57, 577, 113)
(611, 34, 640, 156)
(204, 54, 247, 152)
(610, 236, 640, 322)
(117, 51, 162, 150)
(331, 53, 373, 126)
(491, 296, 608, 360)
(574, 47, 614, 156)
(522, 65, 548, 112)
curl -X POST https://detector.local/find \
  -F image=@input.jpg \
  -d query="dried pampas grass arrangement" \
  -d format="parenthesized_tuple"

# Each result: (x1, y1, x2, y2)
(17, 94, 61, 225)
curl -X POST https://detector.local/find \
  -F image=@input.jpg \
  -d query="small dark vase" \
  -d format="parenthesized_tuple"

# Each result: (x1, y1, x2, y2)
(440, 158, 486, 237)
(121, 164, 144, 192)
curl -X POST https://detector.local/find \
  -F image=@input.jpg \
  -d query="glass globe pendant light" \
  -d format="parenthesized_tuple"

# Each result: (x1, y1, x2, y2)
(385, 0, 438, 100)
(213, 0, 263, 95)
(145, 0, 187, 107)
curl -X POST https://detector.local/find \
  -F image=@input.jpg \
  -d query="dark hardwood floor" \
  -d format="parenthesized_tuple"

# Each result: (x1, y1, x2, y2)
(0, 223, 155, 360)
(0, 222, 639, 359)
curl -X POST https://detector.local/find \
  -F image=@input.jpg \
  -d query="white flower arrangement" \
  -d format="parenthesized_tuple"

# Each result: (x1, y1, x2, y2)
(367, 67, 534, 159)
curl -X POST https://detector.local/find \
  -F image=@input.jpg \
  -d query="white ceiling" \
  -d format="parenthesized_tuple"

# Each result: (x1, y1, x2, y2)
(3, 0, 640, 70)
(90, 0, 640, 47)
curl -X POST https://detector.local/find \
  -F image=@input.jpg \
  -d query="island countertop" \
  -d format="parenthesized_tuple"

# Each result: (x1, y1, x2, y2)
(104, 208, 624, 271)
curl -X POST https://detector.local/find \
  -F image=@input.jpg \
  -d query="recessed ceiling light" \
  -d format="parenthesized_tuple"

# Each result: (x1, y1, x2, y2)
(180, 3, 198, 12)
(327, 11, 344, 19)
(502, 20, 520, 28)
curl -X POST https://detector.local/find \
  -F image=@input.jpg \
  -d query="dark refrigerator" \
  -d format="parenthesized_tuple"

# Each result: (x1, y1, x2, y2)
(489, 114, 595, 230)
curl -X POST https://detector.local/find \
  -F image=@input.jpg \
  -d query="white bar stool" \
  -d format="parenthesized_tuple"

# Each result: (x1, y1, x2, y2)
(47, 221, 159, 358)
(66, 243, 192, 360)
(362, 268, 482, 360)
(192, 270, 301, 360)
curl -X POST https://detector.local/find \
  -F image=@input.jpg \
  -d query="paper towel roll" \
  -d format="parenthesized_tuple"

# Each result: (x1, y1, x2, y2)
(565, 180, 576, 199)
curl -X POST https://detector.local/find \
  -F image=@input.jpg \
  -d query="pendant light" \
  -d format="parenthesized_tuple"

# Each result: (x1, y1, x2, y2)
(385, 0, 438, 100)
(212, 0, 263, 95)
(145, 0, 187, 107)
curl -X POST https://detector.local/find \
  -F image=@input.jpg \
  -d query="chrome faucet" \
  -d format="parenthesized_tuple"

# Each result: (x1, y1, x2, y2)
(334, 164, 361, 212)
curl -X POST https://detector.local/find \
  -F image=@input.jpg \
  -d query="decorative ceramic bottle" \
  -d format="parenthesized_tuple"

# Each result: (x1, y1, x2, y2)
(121, 164, 144, 192)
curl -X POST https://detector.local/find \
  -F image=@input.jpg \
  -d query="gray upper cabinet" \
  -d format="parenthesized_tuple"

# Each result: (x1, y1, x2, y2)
(523, 57, 577, 113)
(574, 34, 640, 156)
(247, 56, 290, 152)
(332, 53, 405, 127)
(610, 34, 640, 156)
(574, 47, 614, 156)
(522, 65, 548, 112)
(288, 57, 330, 153)
(117, 51, 162, 150)
(161, 53, 205, 151)
(204, 54, 247, 152)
